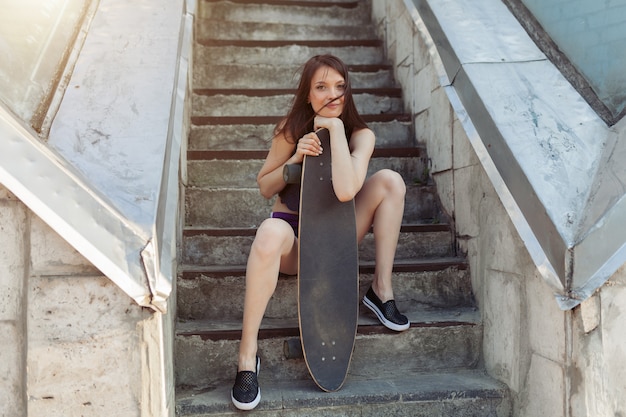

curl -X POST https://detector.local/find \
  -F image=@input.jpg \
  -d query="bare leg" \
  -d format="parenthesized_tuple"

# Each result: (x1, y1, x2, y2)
(238, 218, 298, 371)
(354, 169, 406, 302)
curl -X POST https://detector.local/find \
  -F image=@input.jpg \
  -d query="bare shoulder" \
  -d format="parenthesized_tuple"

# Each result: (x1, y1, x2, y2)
(258, 130, 296, 179)
(268, 130, 296, 156)
(352, 127, 374, 138)
(349, 127, 375, 153)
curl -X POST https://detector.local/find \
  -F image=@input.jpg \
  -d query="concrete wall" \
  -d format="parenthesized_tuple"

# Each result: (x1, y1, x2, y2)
(520, 0, 626, 117)
(1, 185, 27, 417)
(372, 1, 626, 416)
(0, 184, 175, 417)
(572, 263, 626, 417)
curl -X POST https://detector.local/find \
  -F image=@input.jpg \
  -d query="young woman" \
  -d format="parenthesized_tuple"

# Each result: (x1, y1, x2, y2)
(231, 54, 409, 411)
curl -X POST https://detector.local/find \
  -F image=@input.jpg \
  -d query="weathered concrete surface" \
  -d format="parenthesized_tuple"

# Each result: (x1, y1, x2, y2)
(27, 275, 148, 416)
(188, 121, 414, 150)
(177, 267, 473, 323)
(177, 0, 511, 414)
(0, 185, 27, 417)
(185, 185, 439, 228)
(372, 0, 626, 416)
(192, 93, 404, 117)
(176, 370, 510, 417)
(0, 0, 189, 413)
(182, 229, 451, 266)
(410, 0, 625, 308)
(175, 314, 481, 389)
(0, 183, 176, 417)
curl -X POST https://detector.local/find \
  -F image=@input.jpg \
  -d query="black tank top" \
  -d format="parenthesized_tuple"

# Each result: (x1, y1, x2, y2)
(278, 167, 301, 211)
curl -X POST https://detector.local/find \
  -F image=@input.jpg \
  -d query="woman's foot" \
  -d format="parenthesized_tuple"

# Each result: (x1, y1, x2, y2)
(363, 286, 410, 331)
(231, 356, 261, 410)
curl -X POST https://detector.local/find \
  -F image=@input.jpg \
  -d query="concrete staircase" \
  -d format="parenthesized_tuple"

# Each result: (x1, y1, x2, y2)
(175, 0, 511, 415)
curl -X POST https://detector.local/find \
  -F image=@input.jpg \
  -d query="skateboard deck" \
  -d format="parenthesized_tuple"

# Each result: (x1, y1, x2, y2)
(295, 128, 359, 392)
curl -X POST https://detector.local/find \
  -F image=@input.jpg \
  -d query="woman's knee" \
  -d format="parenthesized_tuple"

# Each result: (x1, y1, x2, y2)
(376, 169, 406, 198)
(250, 218, 294, 259)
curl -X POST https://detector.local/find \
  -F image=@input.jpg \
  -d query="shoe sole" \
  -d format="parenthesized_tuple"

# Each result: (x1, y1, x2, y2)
(231, 356, 261, 411)
(363, 297, 410, 332)
(231, 388, 261, 411)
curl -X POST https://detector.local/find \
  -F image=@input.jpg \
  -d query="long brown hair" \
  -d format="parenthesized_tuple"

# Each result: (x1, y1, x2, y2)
(276, 54, 368, 144)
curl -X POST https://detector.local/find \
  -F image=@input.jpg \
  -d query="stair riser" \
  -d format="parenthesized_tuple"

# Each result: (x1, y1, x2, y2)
(196, 45, 386, 66)
(197, 21, 375, 42)
(189, 121, 414, 150)
(193, 65, 396, 90)
(175, 324, 482, 389)
(188, 160, 264, 188)
(198, 2, 370, 26)
(185, 186, 441, 228)
(188, 157, 428, 188)
(177, 270, 473, 322)
(182, 230, 453, 267)
(192, 93, 404, 118)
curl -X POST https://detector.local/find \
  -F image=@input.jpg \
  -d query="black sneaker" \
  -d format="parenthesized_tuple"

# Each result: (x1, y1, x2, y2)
(231, 356, 261, 411)
(363, 287, 410, 331)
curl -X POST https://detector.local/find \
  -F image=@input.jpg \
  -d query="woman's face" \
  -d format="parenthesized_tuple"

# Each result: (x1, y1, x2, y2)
(308, 65, 346, 118)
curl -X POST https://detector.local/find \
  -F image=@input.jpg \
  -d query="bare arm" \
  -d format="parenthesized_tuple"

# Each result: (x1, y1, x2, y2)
(314, 116, 375, 202)
(257, 129, 323, 199)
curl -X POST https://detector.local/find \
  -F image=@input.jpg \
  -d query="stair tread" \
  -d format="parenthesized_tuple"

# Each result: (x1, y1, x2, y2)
(175, 369, 508, 415)
(188, 120, 414, 151)
(194, 44, 386, 66)
(186, 146, 423, 160)
(180, 257, 468, 278)
(183, 222, 449, 234)
(200, 0, 361, 8)
(193, 87, 402, 96)
(196, 0, 370, 27)
(197, 23, 377, 43)
(176, 305, 479, 337)
(191, 114, 412, 125)
(201, 0, 360, 6)
(197, 39, 382, 47)
(195, 63, 394, 72)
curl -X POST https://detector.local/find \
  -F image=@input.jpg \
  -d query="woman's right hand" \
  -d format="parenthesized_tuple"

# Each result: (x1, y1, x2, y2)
(292, 132, 323, 163)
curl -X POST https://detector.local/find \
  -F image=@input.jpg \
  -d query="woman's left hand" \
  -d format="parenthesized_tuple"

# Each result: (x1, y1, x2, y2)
(314, 115, 343, 133)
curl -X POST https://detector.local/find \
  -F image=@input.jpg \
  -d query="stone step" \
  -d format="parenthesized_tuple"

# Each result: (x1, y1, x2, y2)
(178, 258, 472, 322)
(182, 224, 454, 267)
(191, 91, 404, 117)
(188, 120, 415, 150)
(195, 44, 387, 67)
(175, 369, 511, 416)
(197, 0, 371, 26)
(178, 0, 510, 414)
(185, 185, 442, 228)
(186, 148, 429, 188)
(196, 20, 376, 43)
(193, 64, 397, 90)
(175, 304, 481, 389)
(192, 114, 410, 127)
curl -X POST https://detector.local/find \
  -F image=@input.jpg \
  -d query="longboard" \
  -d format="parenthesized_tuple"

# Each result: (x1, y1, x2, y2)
(289, 127, 359, 392)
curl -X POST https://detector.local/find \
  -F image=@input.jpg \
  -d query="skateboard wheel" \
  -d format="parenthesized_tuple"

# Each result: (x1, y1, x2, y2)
(283, 338, 304, 359)
(283, 164, 302, 184)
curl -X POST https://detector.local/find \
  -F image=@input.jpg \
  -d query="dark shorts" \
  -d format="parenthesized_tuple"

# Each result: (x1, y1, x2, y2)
(271, 212, 299, 237)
